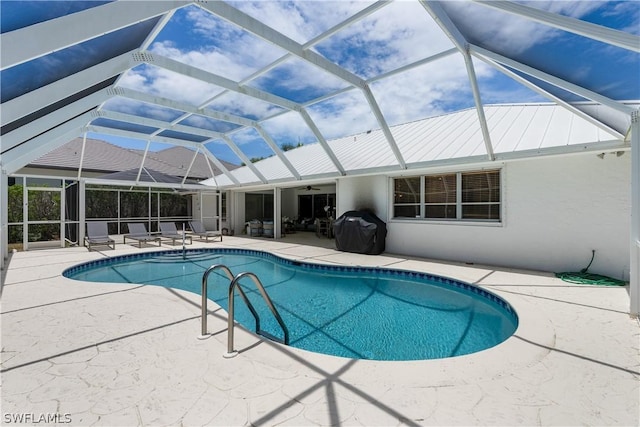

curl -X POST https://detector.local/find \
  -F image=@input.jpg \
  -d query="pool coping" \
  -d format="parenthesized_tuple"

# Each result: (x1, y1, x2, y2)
(63, 247, 520, 339)
(61, 246, 549, 382)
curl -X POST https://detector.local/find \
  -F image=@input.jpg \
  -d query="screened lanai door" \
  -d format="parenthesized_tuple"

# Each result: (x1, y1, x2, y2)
(25, 177, 77, 249)
(199, 192, 221, 231)
(6, 176, 80, 251)
(26, 186, 62, 249)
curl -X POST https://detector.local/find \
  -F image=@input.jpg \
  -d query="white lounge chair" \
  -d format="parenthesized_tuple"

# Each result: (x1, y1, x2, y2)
(124, 223, 161, 247)
(159, 222, 192, 245)
(189, 220, 222, 242)
(85, 221, 115, 251)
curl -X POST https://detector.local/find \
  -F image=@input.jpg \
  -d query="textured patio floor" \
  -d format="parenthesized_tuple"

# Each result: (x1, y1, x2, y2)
(1, 235, 638, 426)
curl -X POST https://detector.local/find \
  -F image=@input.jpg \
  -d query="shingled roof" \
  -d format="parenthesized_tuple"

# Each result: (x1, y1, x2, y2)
(99, 168, 202, 185)
(28, 137, 238, 180)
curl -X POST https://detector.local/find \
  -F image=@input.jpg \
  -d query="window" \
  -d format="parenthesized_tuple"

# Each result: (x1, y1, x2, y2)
(461, 171, 500, 220)
(394, 177, 421, 218)
(393, 170, 501, 221)
(245, 193, 273, 220)
(424, 174, 456, 219)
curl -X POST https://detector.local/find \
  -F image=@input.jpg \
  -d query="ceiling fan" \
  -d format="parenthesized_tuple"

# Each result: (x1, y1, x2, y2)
(300, 185, 320, 191)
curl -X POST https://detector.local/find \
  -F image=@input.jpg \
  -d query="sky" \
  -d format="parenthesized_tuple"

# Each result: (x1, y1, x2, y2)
(2, 0, 639, 165)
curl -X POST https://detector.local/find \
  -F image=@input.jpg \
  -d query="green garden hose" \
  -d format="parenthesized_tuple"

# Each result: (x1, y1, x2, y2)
(555, 250, 627, 286)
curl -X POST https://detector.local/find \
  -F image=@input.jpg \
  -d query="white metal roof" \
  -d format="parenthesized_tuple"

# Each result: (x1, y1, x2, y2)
(214, 102, 630, 187)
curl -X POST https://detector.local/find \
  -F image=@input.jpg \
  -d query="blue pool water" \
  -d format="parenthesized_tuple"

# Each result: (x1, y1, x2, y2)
(64, 249, 518, 361)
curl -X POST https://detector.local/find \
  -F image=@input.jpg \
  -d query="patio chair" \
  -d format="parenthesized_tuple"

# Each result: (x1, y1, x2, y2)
(85, 221, 115, 251)
(159, 222, 192, 245)
(189, 220, 222, 242)
(124, 223, 161, 248)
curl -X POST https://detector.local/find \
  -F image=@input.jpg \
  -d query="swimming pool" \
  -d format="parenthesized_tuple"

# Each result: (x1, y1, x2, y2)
(64, 248, 518, 361)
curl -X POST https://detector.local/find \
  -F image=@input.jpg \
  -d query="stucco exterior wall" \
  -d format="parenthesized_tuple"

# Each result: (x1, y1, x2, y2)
(342, 154, 630, 280)
(336, 175, 388, 219)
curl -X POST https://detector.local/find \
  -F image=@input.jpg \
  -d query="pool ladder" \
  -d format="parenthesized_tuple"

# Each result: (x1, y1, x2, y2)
(199, 264, 290, 358)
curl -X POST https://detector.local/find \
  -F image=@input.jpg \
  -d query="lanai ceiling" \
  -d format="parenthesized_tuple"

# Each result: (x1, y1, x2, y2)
(1, 1, 639, 188)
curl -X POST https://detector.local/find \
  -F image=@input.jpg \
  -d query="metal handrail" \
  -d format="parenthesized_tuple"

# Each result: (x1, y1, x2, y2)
(226, 272, 290, 357)
(199, 264, 234, 339)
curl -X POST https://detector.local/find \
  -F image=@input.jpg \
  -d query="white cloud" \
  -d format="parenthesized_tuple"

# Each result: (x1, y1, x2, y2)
(180, 114, 235, 133)
(370, 54, 475, 125)
(315, 1, 454, 78)
(526, 1, 604, 18)
(253, 56, 348, 99)
(307, 90, 379, 138)
(118, 1, 490, 144)
(605, 1, 640, 35)
(102, 97, 182, 122)
(206, 92, 285, 121)
(440, 1, 607, 56)
(149, 42, 254, 82)
(261, 112, 317, 144)
(118, 65, 222, 106)
(110, 0, 630, 164)
(229, 1, 373, 44)
(173, 7, 287, 79)
(115, 71, 147, 92)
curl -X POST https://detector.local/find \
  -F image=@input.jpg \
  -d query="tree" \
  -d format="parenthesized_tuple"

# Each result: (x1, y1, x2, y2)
(281, 142, 303, 151)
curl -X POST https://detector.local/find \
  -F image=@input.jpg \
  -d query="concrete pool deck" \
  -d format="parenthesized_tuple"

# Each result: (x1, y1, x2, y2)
(1, 236, 638, 426)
